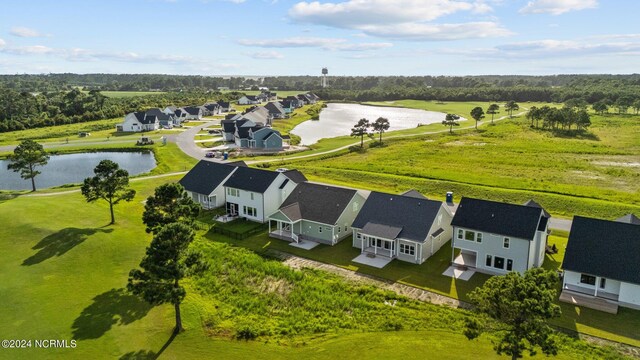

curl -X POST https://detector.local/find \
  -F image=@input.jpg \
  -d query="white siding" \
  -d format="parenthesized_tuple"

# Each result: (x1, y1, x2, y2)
(452, 227, 530, 275)
(619, 282, 640, 309)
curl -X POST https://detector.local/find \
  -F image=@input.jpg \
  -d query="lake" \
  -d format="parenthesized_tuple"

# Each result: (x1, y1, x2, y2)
(290, 103, 449, 145)
(0, 151, 156, 191)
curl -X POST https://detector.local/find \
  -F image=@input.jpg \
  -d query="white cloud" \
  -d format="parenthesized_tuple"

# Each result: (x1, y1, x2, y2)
(0, 38, 5, 48)
(238, 36, 392, 51)
(245, 51, 284, 59)
(2, 45, 54, 55)
(10, 26, 49, 38)
(288, 0, 507, 41)
(358, 22, 511, 41)
(520, 0, 597, 15)
(444, 35, 640, 59)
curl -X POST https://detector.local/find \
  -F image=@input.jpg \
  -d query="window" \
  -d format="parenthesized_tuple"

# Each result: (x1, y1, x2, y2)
(503, 238, 510, 249)
(494, 257, 505, 269)
(486, 255, 492, 267)
(250, 192, 254, 200)
(227, 188, 239, 197)
(457, 229, 464, 240)
(506, 259, 513, 271)
(344, 226, 347, 232)
(243, 206, 256, 217)
(338, 227, 341, 233)
(356, 233, 362, 239)
(600, 278, 606, 289)
(400, 244, 415, 256)
(464, 230, 475, 241)
(353, 202, 359, 212)
(476, 233, 483, 243)
(580, 274, 596, 286)
(318, 227, 323, 233)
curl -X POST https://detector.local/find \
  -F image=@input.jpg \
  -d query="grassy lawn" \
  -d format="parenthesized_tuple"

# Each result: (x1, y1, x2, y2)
(0, 175, 634, 359)
(214, 218, 266, 233)
(363, 100, 558, 117)
(209, 228, 640, 348)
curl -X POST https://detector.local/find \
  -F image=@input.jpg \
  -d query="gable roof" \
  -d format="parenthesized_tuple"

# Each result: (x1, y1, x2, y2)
(184, 106, 202, 115)
(264, 101, 286, 115)
(451, 197, 543, 240)
(523, 199, 550, 218)
(352, 191, 444, 242)
(179, 160, 240, 195)
(131, 111, 146, 122)
(616, 213, 640, 225)
(145, 108, 164, 117)
(217, 101, 230, 108)
(362, 222, 403, 240)
(221, 119, 236, 133)
(223, 166, 303, 193)
(277, 182, 357, 225)
(204, 103, 219, 111)
(400, 189, 427, 199)
(142, 114, 157, 124)
(283, 169, 307, 183)
(563, 216, 640, 285)
(242, 107, 270, 124)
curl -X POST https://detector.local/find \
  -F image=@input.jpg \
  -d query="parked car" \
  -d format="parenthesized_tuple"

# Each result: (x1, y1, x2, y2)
(205, 151, 215, 158)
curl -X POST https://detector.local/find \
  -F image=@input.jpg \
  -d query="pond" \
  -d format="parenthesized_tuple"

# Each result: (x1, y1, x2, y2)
(290, 103, 449, 145)
(0, 151, 156, 191)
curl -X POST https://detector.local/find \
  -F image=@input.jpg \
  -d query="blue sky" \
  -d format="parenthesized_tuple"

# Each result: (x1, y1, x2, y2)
(1, 0, 639, 76)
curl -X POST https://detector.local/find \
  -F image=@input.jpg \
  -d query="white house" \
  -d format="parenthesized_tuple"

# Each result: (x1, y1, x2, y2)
(178, 160, 246, 209)
(116, 111, 159, 132)
(450, 197, 549, 275)
(351, 191, 453, 265)
(223, 167, 307, 223)
(238, 95, 260, 105)
(183, 106, 203, 120)
(560, 214, 640, 313)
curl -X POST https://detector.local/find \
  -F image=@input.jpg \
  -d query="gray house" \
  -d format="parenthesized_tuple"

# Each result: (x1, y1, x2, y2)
(268, 182, 367, 245)
(351, 191, 453, 264)
(179, 160, 246, 209)
(450, 197, 549, 275)
(560, 214, 640, 313)
(264, 101, 287, 119)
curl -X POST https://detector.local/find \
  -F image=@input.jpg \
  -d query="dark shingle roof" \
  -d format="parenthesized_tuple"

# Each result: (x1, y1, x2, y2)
(142, 115, 157, 124)
(132, 111, 146, 122)
(264, 101, 285, 115)
(523, 199, 550, 218)
(223, 167, 281, 193)
(352, 191, 443, 242)
(184, 106, 201, 115)
(221, 120, 235, 133)
(204, 103, 219, 111)
(400, 189, 427, 199)
(361, 222, 403, 239)
(563, 216, 640, 285)
(145, 108, 164, 117)
(179, 160, 239, 195)
(217, 101, 230, 108)
(451, 197, 542, 240)
(283, 170, 307, 183)
(616, 214, 640, 225)
(278, 182, 357, 225)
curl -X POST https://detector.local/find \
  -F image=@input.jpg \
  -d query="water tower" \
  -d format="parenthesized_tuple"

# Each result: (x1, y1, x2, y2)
(321, 67, 328, 88)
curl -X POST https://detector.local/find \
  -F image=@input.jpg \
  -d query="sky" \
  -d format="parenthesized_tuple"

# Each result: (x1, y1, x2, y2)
(0, 0, 639, 76)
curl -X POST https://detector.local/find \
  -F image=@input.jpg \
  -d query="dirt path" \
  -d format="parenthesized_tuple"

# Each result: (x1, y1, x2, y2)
(265, 249, 470, 309)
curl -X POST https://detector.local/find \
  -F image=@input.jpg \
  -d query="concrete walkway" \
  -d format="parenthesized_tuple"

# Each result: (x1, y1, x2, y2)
(549, 218, 572, 232)
(266, 249, 470, 309)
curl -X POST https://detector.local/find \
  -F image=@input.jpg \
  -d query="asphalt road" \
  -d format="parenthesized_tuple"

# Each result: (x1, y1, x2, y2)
(174, 121, 219, 161)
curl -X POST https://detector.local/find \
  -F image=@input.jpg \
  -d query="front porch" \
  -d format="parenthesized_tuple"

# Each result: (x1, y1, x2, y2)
(560, 285, 619, 314)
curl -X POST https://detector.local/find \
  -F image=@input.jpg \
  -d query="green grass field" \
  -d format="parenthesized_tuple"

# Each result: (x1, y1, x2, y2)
(0, 178, 633, 359)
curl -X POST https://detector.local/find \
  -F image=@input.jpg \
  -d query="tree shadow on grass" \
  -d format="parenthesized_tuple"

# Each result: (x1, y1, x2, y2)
(72, 288, 153, 340)
(22, 227, 114, 266)
(119, 331, 177, 360)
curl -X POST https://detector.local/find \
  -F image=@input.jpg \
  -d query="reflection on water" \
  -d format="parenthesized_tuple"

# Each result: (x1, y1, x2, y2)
(0, 151, 156, 190)
(291, 103, 448, 145)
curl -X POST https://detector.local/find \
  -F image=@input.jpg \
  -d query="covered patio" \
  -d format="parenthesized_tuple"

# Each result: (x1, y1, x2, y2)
(560, 286, 619, 314)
